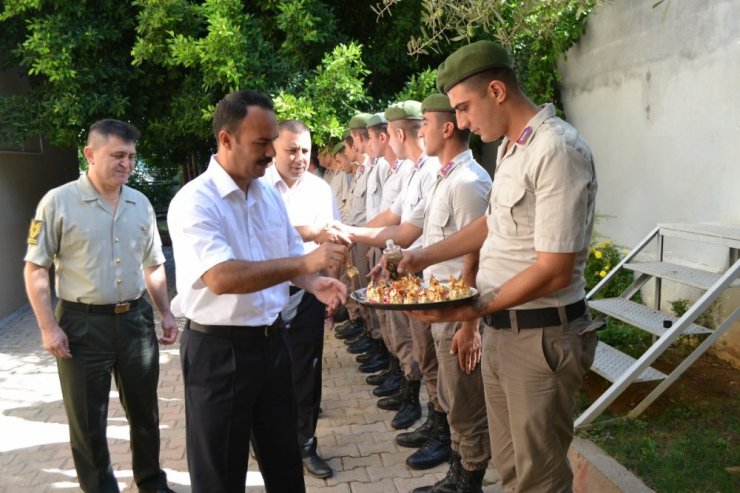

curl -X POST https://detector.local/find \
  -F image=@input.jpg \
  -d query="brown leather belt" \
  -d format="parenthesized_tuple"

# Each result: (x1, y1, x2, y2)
(483, 300, 587, 329)
(185, 317, 283, 339)
(61, 297, 144, 315)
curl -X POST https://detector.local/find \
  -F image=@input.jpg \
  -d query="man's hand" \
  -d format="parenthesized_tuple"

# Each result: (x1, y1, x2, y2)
(41, 324, 72, 359)
(314, 224, 352, 246)
(305, 242, 348, 273)
(159, 311, 179, 345)
(397, 248, 429, 276)
(312, 276, 348, 313)
(368, 255, 387, 283)
(451, 319, 481, 374)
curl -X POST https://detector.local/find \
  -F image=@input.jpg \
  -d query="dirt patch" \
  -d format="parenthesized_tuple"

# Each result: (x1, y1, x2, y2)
(581, 348, 740, 418)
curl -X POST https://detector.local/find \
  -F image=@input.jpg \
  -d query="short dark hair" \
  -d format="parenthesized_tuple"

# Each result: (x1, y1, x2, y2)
(87, 119, 140, 145)
(395, 119, 422, 139)
(278, 119, 310, 135)
(368, 124, 388, 137)
(464, 67, 519, 94)
(350, 128, 369, 140)
(212, 90, 274, 140)
(436, 112, 471, 142)
(343, 134, 354, 146)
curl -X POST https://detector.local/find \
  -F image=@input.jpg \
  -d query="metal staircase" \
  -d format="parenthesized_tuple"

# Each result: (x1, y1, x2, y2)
(576, 222, 740, 428)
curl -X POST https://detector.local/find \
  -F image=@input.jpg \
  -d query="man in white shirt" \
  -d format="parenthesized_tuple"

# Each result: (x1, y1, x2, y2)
(263, 119, 341, 478)
(168, 90, 347, 493)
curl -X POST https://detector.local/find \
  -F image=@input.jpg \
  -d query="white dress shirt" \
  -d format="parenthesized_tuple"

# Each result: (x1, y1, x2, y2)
(263, 166, 339, 253)
(168, 156, 304, 326)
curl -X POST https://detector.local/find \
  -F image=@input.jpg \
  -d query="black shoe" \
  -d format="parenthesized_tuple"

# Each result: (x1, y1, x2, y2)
(332, 305, 349, 323)
(377, 390, 403, 411)
(366, 356, 398, 385)
(391, 379, 421, 429)
(456, 467, 485, 493)
(405, 435, 452, 470)
(335, 319, 364, 339)
(396, 402, 436, 447)
(372, 372, 402, 397)
(358, 351, 389, 373)
(345, 328, 371, 346)
(347, 335, 374, 354)
(301, 437, 333, 479)
(411, 451, 461, 493)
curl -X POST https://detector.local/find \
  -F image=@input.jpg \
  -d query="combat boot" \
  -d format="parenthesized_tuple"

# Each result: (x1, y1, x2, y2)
(358, 341, 388, 372)
(411, 450, 461, 493)
(405, 409, 451, 469)
(332, 305, 349, 324)
(396, 402, 436, 448)
(372, 370, 402, 397)
(391, 378, 421, 429)
(347, 333, 374, 354)
(335, 318, 364, 339)
(456, 467, 485, 493)
(377, 377, 406, 411)
(366, 356, 397, 386)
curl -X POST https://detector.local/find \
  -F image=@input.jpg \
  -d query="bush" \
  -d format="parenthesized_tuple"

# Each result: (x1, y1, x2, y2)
(585, 240, 636, 299)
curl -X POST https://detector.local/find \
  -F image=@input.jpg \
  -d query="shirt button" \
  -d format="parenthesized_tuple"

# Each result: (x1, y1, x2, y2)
(115, 258, 121, 264)
(114, 238, 119, 243)
(116, 279, 122, 284)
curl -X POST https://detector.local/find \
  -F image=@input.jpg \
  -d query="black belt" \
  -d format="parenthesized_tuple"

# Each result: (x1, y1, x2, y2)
(61, 297, 144, 315)
(185, 317, 283, 339)
(483, 300, 586, 330)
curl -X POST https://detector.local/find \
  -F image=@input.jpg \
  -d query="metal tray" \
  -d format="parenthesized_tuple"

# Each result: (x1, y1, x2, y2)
(350, 287, 479, 311)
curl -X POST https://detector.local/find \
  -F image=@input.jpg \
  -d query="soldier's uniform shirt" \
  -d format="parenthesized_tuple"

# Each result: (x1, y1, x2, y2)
(24, 172, 164, 303)
(168, 156, 305, 326)
(390, 155, 438, 249)
(347, 156, 372, 226)
(364, 157, 390, 222)
(477, 103, 597, 307)
(379, 159, 413, 212)
(407, 149, 491, 282)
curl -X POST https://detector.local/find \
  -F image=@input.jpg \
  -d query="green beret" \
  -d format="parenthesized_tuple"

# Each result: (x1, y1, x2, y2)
(384, 100, 423, 121)
(342, 128, 351, 139)
(348, 112, 372, 129)
(332, 141, 345, 155)
(367, 112, 387, 128)
(421, 93, 454, 113)
(436, 40, 513, 93)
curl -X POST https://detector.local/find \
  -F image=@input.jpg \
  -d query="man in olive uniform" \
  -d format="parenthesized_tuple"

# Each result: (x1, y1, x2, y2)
(24, 119, 178, 493)
(401, 41, 600, 493)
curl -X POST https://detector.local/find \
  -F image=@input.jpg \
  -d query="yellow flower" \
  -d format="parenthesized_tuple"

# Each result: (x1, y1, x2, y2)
(599, 270, 607, 277)
(594, 250, 603, 259)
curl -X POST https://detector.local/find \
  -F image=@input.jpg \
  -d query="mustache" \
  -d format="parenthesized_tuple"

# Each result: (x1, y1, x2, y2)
(258, 157, 272, 165)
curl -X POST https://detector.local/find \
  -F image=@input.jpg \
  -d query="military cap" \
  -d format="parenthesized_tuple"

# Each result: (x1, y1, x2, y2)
(367, 112, 387, 128)
(342, 128, 351, 139)
(384, 100, 423, 121)
(332, 141, 345, 155)
(348, 112, 372, 129)
(421, 93, 454, 113)
(436, 40, 513, 93)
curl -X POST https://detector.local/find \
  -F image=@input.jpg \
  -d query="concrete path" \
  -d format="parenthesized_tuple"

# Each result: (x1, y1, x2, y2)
(0, 253, 501, 492)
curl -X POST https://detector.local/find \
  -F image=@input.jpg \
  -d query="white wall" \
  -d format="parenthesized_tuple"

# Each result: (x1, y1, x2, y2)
(558, 0, 740, 366)
(559, 0, 740, 259)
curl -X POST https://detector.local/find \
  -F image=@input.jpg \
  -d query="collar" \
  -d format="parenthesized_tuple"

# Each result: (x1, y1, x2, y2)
(414, 154, 428, 169)
(264, 164, 302, 192)
(511, 103, 556, 149)
(78, 172, 134, 205)
(390, 159, 403, 173)
(438, 149, 473, 178)
(207, 155, 249, 200)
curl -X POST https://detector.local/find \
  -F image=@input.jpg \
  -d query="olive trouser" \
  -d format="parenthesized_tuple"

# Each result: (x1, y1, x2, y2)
(55, 300, 166, 493)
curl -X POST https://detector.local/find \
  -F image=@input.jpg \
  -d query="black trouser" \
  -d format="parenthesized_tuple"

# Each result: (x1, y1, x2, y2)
(55, 300, 166, 493)
(180, 324, 304, 493)
(285, 291, 326, 445)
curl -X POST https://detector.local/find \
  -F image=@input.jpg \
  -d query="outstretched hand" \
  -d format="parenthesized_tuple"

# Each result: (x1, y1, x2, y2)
(312, 276, 348, 313)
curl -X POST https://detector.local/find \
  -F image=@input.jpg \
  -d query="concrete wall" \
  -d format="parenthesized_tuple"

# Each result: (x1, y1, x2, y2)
(558, 0, 740, 366)
(0, 70, 78, 319)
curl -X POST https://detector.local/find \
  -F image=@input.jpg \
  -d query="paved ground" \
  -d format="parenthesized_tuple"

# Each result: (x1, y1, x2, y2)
(0, 252, 501, 492)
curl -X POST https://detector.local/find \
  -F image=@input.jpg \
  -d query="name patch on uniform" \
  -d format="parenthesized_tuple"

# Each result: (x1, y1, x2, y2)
(516, 126, 533, 145)
(439, 161, 456, 177)
(27, 219, 43, 245)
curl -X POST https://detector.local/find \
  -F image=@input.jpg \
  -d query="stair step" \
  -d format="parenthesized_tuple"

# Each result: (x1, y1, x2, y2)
(588, 298, 712, 337)
(591, 341, 666, 383)
(624, 261, 737, 290)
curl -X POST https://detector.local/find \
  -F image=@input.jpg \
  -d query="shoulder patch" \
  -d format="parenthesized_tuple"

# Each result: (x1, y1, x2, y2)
(27, 219, 43, 245)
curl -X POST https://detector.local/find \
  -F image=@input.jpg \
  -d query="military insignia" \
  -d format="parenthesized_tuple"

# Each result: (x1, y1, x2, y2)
(516, 126, 533, 145)
(439, 160, 456, 177)
(27, 219, 43, 245)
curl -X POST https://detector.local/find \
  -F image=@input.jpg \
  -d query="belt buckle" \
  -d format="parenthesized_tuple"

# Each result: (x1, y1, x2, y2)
(114, 302, 131, 314)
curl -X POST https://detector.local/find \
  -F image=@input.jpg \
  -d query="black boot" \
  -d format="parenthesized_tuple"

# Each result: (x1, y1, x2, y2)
(358, 341, 388, 372)
(411, 451, 461, 493)
(372, 371, 402, 397)
(355, 339, 380, 363)
(456, 467, 485, 493)
(345, 328, 371, 346)
(335, 319, 364, 339)
(366, 356, 397, 386)
(405, 408, 451, 469)
(377, 377, 405, 411)
(347, 334, 374, 354)
(396, 402, 436, 447)
(332, 305, 349, 324)
(391, 379, 421, 429)
(300, 437, 332, 479)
